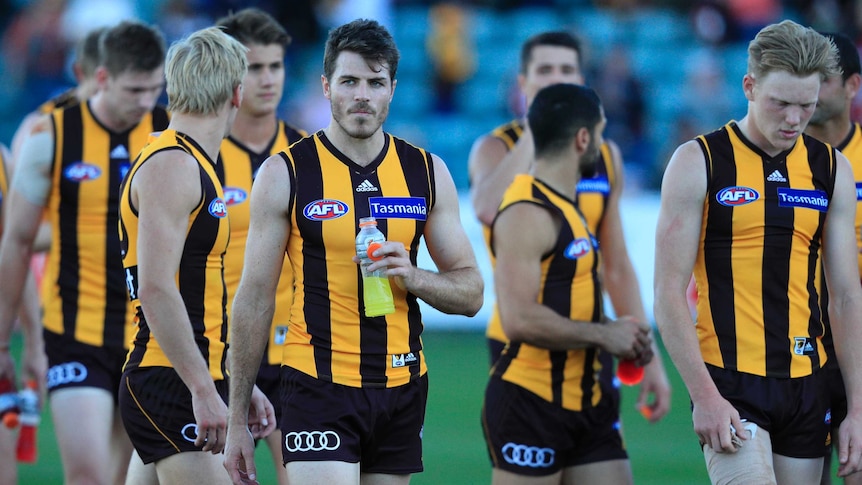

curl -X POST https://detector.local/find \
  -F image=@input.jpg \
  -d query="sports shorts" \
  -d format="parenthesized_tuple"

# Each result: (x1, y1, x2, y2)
(44, 329, 127, 401)
(279, 366, 427, 474)
(482, 375, 626, 477)
(118, 366, 228, 464)
(706, 364, 830, 458)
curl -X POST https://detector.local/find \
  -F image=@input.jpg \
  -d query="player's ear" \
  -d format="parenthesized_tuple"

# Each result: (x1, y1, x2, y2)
(845, 72, 862, 99)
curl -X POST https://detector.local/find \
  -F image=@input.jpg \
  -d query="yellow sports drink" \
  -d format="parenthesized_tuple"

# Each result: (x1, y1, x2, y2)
(356, 217, 396, 317)
(363, 275, 395, 317)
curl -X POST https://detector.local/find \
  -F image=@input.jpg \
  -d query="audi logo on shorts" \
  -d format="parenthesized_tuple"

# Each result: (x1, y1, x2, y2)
(284, 430, 341, 452)
(46, 362, 88, 389)
(502, 442, 555, 468)
(181, 423, 199, 443)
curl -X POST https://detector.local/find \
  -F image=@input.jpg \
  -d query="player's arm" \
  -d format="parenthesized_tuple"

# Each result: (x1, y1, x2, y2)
(494, 200, 649, 355)
(132, 149, 226, 454)
(654, 140, 745, 452)
(0, 122, 54, 381)
(224, 154, 291, 485)
(468, 130, 533, 226)
(373, 155, 483, 316)
(822, 151, 862, 477)
(600, 140, 671, 422)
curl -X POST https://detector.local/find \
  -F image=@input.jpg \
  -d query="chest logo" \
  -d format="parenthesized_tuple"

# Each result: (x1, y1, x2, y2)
(777, 188, 828, 212)
(63, 162, 102, 182)
(369, 197, 427, 220)
(223, 187, 247, 206)
(564, 238, 592, 259)
(208, 198, 227, 218)
(303, 199, 349, 221)
(716, 186, 759, 206)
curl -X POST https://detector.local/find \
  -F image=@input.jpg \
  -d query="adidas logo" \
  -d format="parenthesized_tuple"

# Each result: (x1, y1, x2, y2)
(355, 179, 378, 192)
(110, 145, 129, 159)
(766, 170, 787, 183)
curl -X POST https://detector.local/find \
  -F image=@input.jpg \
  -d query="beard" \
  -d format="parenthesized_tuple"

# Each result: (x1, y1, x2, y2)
(331, 100, 388, 140)
(579, 139, 600, 178)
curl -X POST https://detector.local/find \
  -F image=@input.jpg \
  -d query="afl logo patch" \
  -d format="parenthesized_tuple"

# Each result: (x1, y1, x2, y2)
(564, 238, 592, 259)
(223, 187, 247, 206)
(716, 186, 759, 206)
(64, 162, 102, 182)
(303, 199, 349, 221)
(208, 198, 227, 218)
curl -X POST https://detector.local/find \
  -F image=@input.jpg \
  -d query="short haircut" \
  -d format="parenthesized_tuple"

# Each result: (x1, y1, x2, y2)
(519, 31, 582, 74)
(528, 83, 602, 158)
(75, 27, 107, 78)
(165, 27, 248, 116)
(100, 21, 166, 76)
(323, 19, 399, 81)
(215, 7, 291, 49)
(747, 20, 839, 81)
(820, 31, 860, 81)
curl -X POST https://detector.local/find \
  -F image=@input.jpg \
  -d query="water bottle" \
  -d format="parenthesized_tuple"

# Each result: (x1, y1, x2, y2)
(16, 380, 38, 463)
(356, 217, 395, 317)
(0, 377, 19, 428)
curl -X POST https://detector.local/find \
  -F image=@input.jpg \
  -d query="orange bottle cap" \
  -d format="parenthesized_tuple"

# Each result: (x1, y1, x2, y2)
(367, 242, 384, 261)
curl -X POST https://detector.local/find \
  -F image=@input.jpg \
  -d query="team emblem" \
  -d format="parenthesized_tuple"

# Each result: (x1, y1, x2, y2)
(208, 198, 227, 218)
(716, 186, 759, 206)
(303, 199, 349, 221)
(63, 162, 102, 182)
(223, 187, 247, 206)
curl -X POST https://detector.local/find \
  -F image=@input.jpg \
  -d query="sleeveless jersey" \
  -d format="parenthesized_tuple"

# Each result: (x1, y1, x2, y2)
(38, 88, 79, 114)
(484, 119, 616, 343)
(279, 131, 435, 388)
(694, 121, 834, 378)
(217, 121, 307, 366)
(491, 174, 604, 411)
(119, 130, 230, 380)
(42, 101, 169, 350)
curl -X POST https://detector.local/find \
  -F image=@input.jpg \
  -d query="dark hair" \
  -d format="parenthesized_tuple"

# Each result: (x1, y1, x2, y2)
(520, 31, 582, 74)
(323, 19, 399, 81)
(820, 31, 861, 81)
(76, 27, 107, 77)
(100, 21, 166, 76)
(216, 7, 291, 49)
(528, 83, 602, 158)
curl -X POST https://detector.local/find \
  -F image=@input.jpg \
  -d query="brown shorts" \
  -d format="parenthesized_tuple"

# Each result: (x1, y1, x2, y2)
(279, 366, 427, 474)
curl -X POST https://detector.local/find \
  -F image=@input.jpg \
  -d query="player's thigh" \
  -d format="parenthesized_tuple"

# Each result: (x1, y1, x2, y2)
(359, 472, 411, 485)
(491, 468, 562, 485)
(50, 387, 116, 454)
(773, 453, 824, 485)
(264, 430, 289, 485)
(0, 426, 17, 485)
(155, 450, 231, 485)
(124, 450, 159, 485)
(285, 460, 359, 485)
(562, 458, 633, 485)
(704, 425, 777, 485)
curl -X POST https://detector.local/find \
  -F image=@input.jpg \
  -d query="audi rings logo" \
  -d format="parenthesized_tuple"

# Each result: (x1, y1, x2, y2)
(46, 362, 88, 389)
(181, 424, 200, 443)
(501, 442, 555, 468)
(285, 431, 341, 452)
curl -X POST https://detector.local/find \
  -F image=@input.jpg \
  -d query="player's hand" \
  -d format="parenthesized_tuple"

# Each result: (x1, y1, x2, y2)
(837, 411, 862, 477)
(637, 355, 671, 423)
(601, 315, 652, 362)
(248, 385, 276, 439)
(191, 386, 228, 453)
(22, 338, 47, 398)
(359, 241, 411, 290)
(692, 396, 747, 453)
(224, 426, 260, 485)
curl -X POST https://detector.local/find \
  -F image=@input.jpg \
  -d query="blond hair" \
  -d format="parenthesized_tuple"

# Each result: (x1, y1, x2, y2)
(166, 27, 248, 116)
(747, 20, 839, 81)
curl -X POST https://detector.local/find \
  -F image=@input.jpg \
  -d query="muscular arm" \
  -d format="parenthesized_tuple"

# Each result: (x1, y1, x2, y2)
(654, 141, 744, 452)
(379, 155, 483, 316)
(822, 152, 862, 476)
(468, 130, 533, 226)
(132, 150, 225, 451)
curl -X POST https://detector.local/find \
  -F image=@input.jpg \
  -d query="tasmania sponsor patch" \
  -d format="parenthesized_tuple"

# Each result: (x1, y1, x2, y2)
(368, 197, 427, 220)
(777, 188, 828, 211)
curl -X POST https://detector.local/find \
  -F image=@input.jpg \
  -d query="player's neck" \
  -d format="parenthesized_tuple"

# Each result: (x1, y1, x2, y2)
(170, 112, 232, 163)
(805, 116, 852, 147)
(323, 123, 385, 167)
(230, 111, 278, 153)
(89, 94, 139, 133)
(533, 155, 579, 201)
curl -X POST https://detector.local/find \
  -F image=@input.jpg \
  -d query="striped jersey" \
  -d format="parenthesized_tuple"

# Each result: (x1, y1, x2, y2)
(42, 101, 169, 349)
(694, 121, 835, 378)
(217, 120, 307, 365)
(119, 130, 230, 380)
(491, 174, 604, 411)
(37, 88, 80, 115)
(484, 119, 616, 344)
(279, 131, 435, 388)
(0, 148, 7, 212)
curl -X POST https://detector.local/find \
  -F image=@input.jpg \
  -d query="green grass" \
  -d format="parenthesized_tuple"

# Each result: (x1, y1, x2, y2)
(10, 329, 842, 483)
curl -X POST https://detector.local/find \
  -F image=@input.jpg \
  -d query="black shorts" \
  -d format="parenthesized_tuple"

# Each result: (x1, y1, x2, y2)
(279, 366, 427, 474)
(255, 363, 283, 424)
(706, 364, 830, 458)
(118, 366, 228, 464)
(488, 338, 505, 368)
(482, 376, 626, 477)
(44, 329, 127, 401)
(821, 357, 846, 433)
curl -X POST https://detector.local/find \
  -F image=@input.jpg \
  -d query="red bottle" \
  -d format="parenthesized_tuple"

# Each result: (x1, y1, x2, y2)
(0, 377, 19, 428)
(16, 380, 38, 463)
(617, 358, 644, 386)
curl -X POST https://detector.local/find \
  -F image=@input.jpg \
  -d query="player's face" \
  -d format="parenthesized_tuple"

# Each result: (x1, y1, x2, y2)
(324, 51, 394, 140)
(745, 70, 820, 155)
(809, 74, 846, 126)
(521, 45, 583, 107)
(104, 67, 164, 130)
(241, 43, 285, 117)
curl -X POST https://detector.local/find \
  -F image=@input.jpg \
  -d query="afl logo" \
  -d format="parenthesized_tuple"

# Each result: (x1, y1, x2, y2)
(303, 199, 349, 221)
(208, 198, 227, 218)
(64, 162, 102, 182)
(223, 187, 247, 206)
(717, 186, 759, 206)
(564, 238, 592, 259)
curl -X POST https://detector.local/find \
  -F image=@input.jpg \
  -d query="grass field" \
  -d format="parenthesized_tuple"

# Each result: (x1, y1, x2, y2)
(9, 329, 841, 484)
